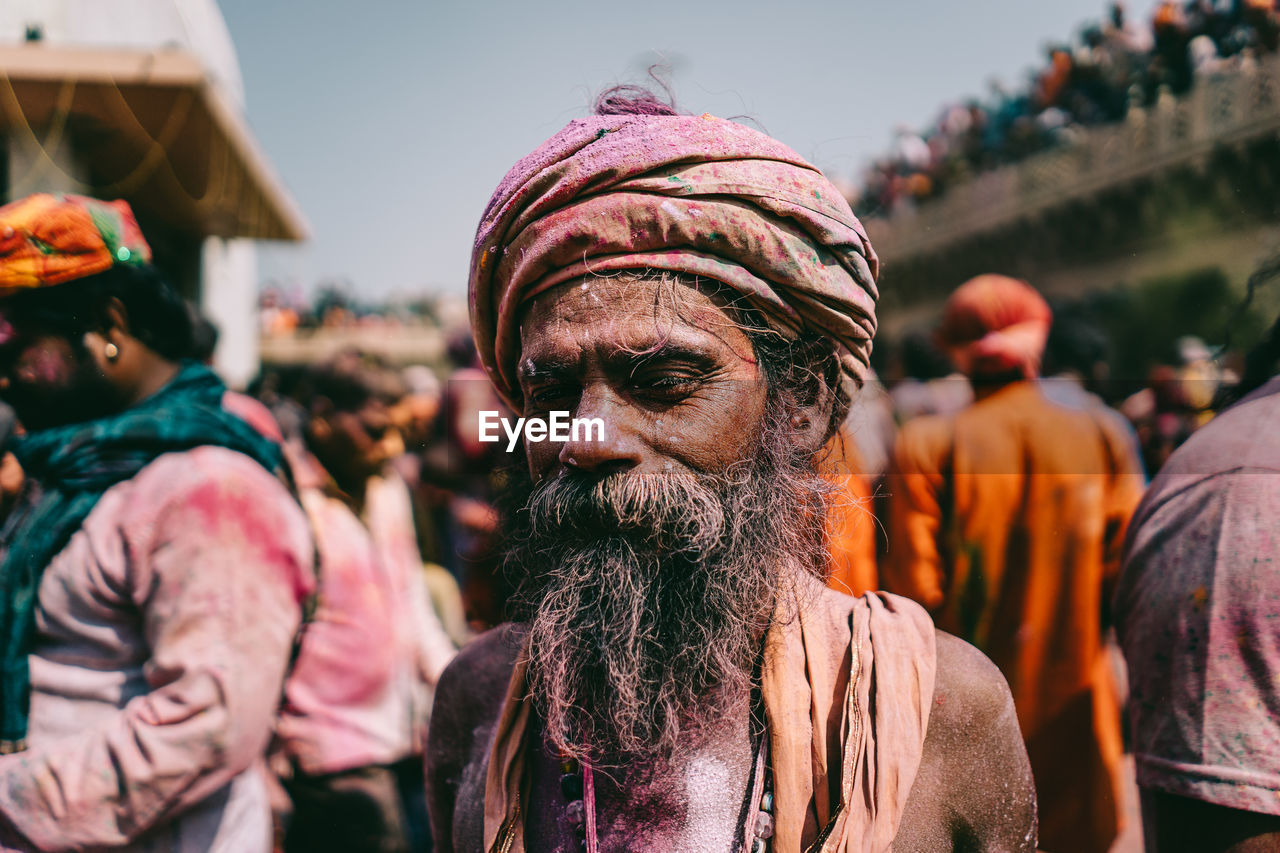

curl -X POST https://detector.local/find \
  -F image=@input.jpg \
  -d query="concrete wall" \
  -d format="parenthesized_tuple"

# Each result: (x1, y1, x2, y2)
(200, 236, 258, 388)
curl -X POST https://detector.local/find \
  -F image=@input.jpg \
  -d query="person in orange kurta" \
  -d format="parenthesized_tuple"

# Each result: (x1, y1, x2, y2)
(820, 378, 897, 598)
(883, 275, 1146, 853)
(820, 423, 879, 598)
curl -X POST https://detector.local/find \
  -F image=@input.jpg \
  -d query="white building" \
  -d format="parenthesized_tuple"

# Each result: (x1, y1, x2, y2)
(0, 0, 305, 386)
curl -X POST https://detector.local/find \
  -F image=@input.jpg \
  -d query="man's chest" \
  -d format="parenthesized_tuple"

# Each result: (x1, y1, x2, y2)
(522, 724, 758, 853)
(454, 719, 759, 853)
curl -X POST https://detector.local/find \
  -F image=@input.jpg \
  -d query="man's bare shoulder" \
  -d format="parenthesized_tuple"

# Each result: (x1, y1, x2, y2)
(435, 622, 525, 727)
(427, 623, 525, 853)
(896, 631, 1037, 852)
(428, 622, 524, 780)
(930, 631, 1021, 730)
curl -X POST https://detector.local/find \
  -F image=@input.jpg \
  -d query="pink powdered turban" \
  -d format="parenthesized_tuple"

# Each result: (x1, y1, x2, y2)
(468, 113, 880, 411)
(936, 274, 1053, 379)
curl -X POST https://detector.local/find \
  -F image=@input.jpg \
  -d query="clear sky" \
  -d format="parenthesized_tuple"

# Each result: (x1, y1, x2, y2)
(219, 0, 1158, 302)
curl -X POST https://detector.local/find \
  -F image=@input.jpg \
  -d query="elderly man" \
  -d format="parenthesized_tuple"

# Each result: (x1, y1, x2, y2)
(426, 95, 1036, 851)
(0, 194, 314, 851)
(884, 275, 1146, 853)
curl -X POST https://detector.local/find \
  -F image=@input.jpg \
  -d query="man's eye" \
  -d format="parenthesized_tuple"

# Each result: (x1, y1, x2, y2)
(631, 372, 701, 399)
(528, 384, 579, 407)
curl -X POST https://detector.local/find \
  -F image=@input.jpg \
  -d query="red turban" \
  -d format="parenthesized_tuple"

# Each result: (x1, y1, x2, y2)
(936, 275, 1052, 379)
(468, 113, 879, 412)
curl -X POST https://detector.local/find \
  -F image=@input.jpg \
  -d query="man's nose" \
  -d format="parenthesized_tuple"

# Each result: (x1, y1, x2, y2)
(558, 386, 642, 475)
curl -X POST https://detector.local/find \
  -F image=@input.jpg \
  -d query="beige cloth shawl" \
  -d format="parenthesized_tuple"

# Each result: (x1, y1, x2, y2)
(483, 581, 937, 852)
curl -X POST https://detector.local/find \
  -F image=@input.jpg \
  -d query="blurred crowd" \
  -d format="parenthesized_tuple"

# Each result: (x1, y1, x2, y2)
(243, 335, 516, 852)
(821, 298, 1242, 595)
(251, 330, 513, 638)
(813, 268, 1280, 851)
(855, 0, 1280, 217)
(250, 266, 1258, 651)
(871, 318, 1236, 477)
(1, 61, 1278, 848)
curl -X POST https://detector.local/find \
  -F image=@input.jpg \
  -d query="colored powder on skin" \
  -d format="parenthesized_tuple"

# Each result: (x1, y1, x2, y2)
(679, 754, 738, 852)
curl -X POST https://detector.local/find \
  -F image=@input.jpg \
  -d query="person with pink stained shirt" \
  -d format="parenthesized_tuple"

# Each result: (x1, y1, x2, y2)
(275, 358, 456, 851)
(1116, 309, 1280, 852)
(225, 390, 412, 853)
(0, 194, 315, 851)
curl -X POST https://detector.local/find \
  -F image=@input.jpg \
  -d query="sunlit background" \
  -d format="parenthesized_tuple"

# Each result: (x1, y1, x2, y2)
(3, 0, 1278, 400)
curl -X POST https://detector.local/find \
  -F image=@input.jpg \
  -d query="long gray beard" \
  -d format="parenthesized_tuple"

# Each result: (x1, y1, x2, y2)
(503, 412, 830, 764)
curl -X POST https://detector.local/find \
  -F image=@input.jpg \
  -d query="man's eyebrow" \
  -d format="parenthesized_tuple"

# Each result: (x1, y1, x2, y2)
(517, 353, 578, 381)
(618, 339, 722, 369)
(519, 334, 735, 381)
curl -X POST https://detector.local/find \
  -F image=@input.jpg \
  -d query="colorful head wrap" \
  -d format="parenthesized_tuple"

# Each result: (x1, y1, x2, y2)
(936, 274, 1052, 379)
(0, 194, 153, 293)
(468, 113, 879, 411)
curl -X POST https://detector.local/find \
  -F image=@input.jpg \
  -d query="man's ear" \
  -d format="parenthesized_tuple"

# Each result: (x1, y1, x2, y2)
(787, 376, 838, 456)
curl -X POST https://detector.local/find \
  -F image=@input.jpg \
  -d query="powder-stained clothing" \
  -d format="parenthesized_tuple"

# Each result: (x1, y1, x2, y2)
(1116, 376, 1280, 816)
(362, 474, 457, 748)
(884, 380, 1145, 853)
(278, 489, 410, 776)
(223, 394, 419, 775)
(483, 577, 937, 853)
(0, 448, 314, 852)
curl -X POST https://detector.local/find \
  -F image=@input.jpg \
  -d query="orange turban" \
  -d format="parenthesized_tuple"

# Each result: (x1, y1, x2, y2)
(0, 194, 153, 293)
(936, 274, 1052, 379)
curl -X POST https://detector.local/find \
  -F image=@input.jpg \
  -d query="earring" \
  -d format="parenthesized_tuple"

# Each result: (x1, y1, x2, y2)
(104, 342, 119, 362)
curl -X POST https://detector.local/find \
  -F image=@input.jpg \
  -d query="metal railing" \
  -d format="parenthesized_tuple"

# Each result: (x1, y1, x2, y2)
(864, 53, 1280, 264)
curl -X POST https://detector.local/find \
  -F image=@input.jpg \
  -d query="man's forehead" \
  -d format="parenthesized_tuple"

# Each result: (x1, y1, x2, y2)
(517, 276, 755, 368)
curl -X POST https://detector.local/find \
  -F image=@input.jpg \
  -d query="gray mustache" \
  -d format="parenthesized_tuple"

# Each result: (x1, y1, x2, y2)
(523, 471, 728, 552)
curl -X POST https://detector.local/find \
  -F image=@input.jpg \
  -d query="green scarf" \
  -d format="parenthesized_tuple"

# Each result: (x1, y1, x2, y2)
(0, 361, 283, 750)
